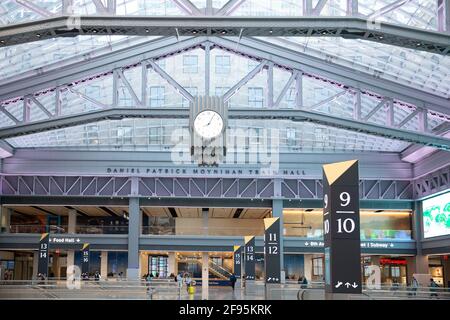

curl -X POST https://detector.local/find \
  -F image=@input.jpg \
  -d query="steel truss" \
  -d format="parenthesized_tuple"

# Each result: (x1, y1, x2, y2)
(414, 164, 450, 199)
(0, 15, 449, 55)
(0, 36, 449, 150)
(0, 175, 413, 200)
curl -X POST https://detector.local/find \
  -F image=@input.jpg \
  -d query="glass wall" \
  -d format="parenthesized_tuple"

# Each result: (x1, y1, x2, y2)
(283, 209, 412, 240)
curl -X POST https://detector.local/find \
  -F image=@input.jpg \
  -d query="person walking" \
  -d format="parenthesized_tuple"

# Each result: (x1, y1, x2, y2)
(410, 276, 419, 296)
(145, 272, 154, 298)
(229, 274, 237, 291)
(176, 272, 183, 297)
(429, 278, 440, 298)
(298, 275, 308, 289)
(94, 271, 101, 282)
(185, 273, 192, 293)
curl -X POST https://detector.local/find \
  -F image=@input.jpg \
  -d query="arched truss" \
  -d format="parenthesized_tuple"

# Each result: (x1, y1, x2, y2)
(0, 0, 449, 55)
(0, 35, 449, 150)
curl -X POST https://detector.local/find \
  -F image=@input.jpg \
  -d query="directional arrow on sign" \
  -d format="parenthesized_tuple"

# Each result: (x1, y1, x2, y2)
(305, 242, 309, 246)
(345, 282, 351, 288)
(352, 282, 358, 288)
(335, 281, 343, 288)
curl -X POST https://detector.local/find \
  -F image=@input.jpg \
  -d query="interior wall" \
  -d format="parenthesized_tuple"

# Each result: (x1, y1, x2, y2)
(175, 218, 264, 236)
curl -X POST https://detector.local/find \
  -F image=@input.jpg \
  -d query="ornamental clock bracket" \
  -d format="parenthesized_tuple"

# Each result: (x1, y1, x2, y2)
(190, 95, 228, 166)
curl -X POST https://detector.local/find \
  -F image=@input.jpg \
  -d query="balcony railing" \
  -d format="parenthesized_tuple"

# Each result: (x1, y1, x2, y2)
(7, 225, 67, 234)
(5, 224, 411, 240)
(142, 226, 264, 237)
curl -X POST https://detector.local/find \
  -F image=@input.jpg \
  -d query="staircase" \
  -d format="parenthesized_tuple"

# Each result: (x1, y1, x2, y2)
(178, 258, 232, 280)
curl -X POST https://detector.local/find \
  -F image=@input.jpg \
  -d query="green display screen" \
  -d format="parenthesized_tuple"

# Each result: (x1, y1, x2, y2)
(423, 190, 450, 238)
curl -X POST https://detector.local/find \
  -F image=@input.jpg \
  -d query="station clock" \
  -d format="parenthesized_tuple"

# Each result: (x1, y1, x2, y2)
(190, 96, 228, 166)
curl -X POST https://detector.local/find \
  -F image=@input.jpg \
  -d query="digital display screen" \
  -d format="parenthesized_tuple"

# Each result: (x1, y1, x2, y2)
(422, 191, 450, 238)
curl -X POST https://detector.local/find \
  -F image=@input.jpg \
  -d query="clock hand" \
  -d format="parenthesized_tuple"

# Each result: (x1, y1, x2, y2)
(207, 115, 215, 126)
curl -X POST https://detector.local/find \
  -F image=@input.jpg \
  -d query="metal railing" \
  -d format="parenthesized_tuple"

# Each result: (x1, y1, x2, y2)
(1, 279, 449, 300)
(8, 225, 67, 234)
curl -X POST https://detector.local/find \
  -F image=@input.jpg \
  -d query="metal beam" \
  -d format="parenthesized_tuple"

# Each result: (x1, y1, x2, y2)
(367, 0, 412, 20)
(438, 0, 450, 32)
(346, 0, 358, 16)
(92, 0, 116, 14)
(147, 60, 194, 103)
(14, 0, 54, 18)
(210, 36, 450, 116)
(0, 36, 206, 102)
(223, 60, 267, 101)
(0, 16, 449, 55)
(171, 0, 203, 16)
(216, 0, 247, 16)
(0, 140, 14, 158)
(312, 0, 328, 16)
(0, 107, 449, 150)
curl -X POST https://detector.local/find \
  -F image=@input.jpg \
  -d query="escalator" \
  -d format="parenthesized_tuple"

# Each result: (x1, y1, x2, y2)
(177, 257, 232, 280)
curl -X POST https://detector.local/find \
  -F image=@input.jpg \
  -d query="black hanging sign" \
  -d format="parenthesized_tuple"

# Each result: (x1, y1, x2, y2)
(244, 236, 255, 281)
(81, 243, 90, 276)
(323, 160, 362, 294)
(264, 218, 281, 284)
(37, 233, 50, 278)
(233, 245, 242, 277)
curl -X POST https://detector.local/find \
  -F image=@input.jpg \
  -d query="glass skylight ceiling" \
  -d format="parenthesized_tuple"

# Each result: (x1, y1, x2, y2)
(7, 119, 410, 153)
(0, 0, 448, 153)
(0, 0, 440, 30)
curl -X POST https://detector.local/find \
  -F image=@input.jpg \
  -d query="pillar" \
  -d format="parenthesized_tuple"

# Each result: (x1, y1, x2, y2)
(67, 251, 75, 269)
(202, 208, 208, 236)
(140, 252, 148, 278)
(32, 251, 39, 279)
(127, 197, 140, 280)
(272, 199, 284, 280)
(406, 256, 416, 284)
(101, 251, 108, 280)
(168, 252, 177, 276)
(68, 209, 77, 234)
(1, 207, 11, 233)
(202, 252, 209, 300)
(415, 255, 429, 274)
(52, 253, 61, 278)
(303, 254, 312, 281)
(443, 257, 450, 288)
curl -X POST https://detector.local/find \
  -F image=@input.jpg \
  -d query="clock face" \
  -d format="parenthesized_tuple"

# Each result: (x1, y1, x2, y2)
(194, 110, 224, 139)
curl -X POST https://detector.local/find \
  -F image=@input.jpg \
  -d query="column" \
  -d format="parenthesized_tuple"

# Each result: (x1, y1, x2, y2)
(443, 257, 450, 288)
(202, 252, 209, 300)
(406, 256, 416, 284)
(52, 253, 61, 278)
(1, 207, 11, 233)
(68, 209, 77, 234)
(127, 197, 141, 280)
(32, 251, 39, 279)
(272, 199, 284, 281)
(140, 252, 148, 278)
(415, 255, 429, 274)
(168, 252, 177, 276)
(303, 254, 312, 281)
(202, 208, 208, 236)
(101, 251, 108, 280)
(67, 251, 75, 269)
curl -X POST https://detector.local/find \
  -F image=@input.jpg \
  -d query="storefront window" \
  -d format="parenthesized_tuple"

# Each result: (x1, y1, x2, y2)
(313, 257, 323, 277)
(283, 209, 412, 240)
(148, 255, 168, 278)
